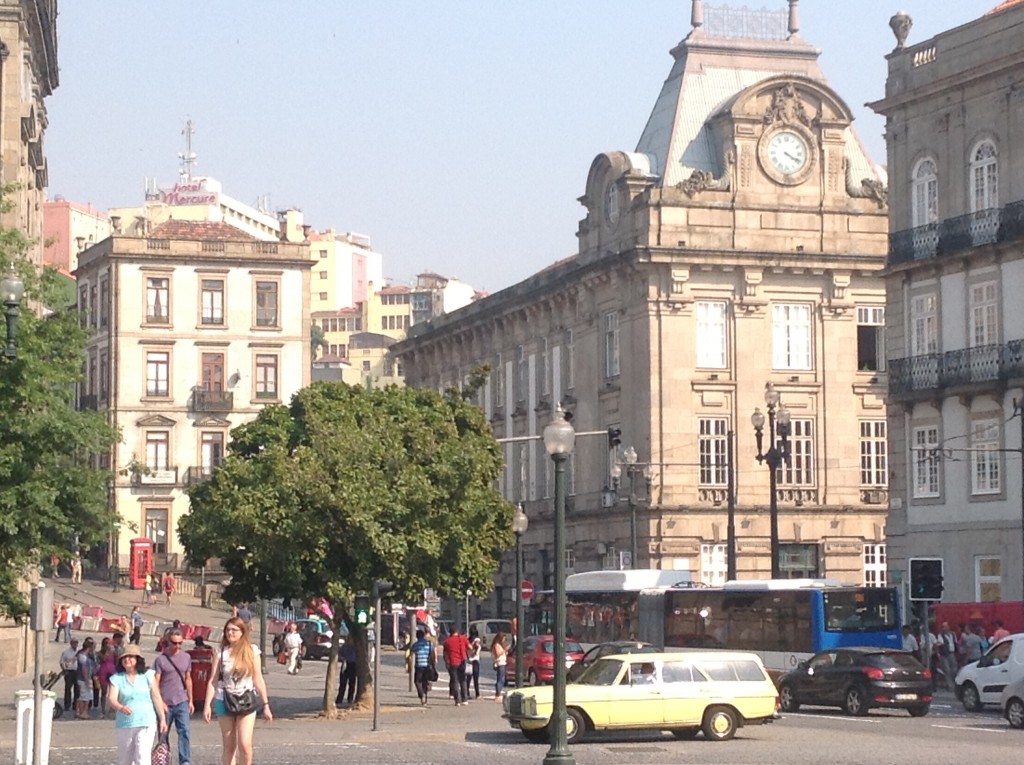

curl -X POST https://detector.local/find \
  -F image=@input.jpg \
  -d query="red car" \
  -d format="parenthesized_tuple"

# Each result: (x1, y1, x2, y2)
(507, 635, 585, 686)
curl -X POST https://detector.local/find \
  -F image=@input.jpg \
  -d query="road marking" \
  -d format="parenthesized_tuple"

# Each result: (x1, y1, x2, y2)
(931, 723, 1005, 733)
(787, 714, 879, 724)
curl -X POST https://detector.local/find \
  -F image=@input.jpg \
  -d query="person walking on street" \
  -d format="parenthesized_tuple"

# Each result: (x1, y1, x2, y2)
(97, 638, 117, 718)
(203, 616, 273, 765)
(108, 644, 168, 765)
(130, 606, 144, 645)
(55, 603, 71, 643)
(143, 572, 154, 606)
(442, 625, 470, 706)
(407, 629, 435, 705)
(336, 636, 358, 706)
(282, 622, 302, 675)
(75, 638, 96, 719)
(937, 622, 959, 689)
(70, 554, 83, 584)
(491, 632, 508, 701)
(162, 571, 176, 606)
(467, 626, 482, 699)
(60, 638, 80, 712)
(154, 628, 193, 765)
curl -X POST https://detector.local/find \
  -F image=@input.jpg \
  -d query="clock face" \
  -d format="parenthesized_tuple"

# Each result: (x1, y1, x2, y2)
(767, 131, 809, 175)
(604, 183, 620, 227)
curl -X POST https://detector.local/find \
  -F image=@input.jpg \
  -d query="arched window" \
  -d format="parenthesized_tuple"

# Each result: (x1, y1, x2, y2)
(970, 140, 998, 212)
(911, 158, 938, 227)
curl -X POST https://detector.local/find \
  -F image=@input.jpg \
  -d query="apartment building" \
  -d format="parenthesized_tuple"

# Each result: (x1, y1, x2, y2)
(870, 1, 1024, 602)
(75, 220, 311, 569)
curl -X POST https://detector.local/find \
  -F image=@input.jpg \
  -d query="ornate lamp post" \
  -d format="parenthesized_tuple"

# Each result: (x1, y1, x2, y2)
(610, 446, 655, 569)
(751, 383, 791, 579)
(1, 262, 25, 359)
(111, 520, 121, 593)
(542, 405, 575, 765)
(512, 504, 529, 688)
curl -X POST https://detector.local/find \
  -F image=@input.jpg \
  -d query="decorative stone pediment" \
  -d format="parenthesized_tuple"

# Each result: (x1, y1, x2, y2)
(136, 414, 176, 427)
(194, 416, 231, 428)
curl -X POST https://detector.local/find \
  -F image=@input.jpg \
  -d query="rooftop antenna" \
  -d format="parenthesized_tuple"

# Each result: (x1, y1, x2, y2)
(178, 118, 197, 182)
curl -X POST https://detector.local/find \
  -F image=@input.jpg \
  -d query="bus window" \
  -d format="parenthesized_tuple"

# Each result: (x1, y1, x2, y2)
(822, 588, 898, 633)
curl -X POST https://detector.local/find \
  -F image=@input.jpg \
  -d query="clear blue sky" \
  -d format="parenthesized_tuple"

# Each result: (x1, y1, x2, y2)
(47, 1, 995, 294)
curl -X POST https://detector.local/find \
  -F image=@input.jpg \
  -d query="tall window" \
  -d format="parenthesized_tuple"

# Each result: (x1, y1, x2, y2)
(970, 140, 998, 212)
(201, 353, 225, 391)
(201, 279, 225, 325)
(515, 345, 526, 402)
(912, 425, 940, 498)
(779, 544, 819, 579)
(696, 301, 727, 368)
(911, 158, 938, 227)
(604, 312, 620, 378)
(99, 279, 109, 328)
(971, 418, 1001, 495)
(772, 303, 812, 370)
(99, 351, 109, 400)
(977, 557, 1002, 601)
(145, 430, 169, 471)
(856, 306, 885, 372)
(780, 419, 814, 486)
(146, 277, 169, 323)
(700, 544, 727, 587)
(910, 294, 938, 355)
(859, 420, 888, 486)
(698, 418, 728, 486)
(145, 351, 169, 397)
(255, 280, 279, 327)
(969, 281, 998, 348)
(493, 352, 504, 405)
(565, 329, 575, 390)
(538, 337, 550, 396)
(517, 443, 529, 502)
(200, 431, 225, 472)
(144, 507, 169, 555)
(255, 354, 278, 399)
(863, 544, 887, 587)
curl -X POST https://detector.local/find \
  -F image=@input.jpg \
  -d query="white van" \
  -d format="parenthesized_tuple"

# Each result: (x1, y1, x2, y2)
(955, 632, 1024, 711)
(468, 619, 513, 651)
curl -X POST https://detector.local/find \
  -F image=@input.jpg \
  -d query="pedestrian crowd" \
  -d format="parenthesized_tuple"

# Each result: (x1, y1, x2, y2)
(405, 622, 511, 707)
(902, 618, 1011, 689)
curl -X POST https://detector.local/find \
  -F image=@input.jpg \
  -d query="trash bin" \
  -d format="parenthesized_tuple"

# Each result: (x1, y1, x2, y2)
(188, 647, 214, 707)
(15, 690, 55, 765)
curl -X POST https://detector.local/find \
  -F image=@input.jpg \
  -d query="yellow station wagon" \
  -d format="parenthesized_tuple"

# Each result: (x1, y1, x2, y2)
(503, 650, 779, 744)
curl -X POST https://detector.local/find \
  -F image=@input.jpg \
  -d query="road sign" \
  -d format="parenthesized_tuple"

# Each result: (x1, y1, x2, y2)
(520, 580, 535, 600)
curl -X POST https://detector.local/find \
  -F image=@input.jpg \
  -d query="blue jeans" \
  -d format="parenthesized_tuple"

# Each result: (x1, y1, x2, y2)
(166, 700, 191, 765)
(495, 665, 507, 696)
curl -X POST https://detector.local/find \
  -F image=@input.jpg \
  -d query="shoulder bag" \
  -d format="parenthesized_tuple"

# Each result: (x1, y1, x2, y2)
(218, 660, 262, 715)
(151, 733, 170, 765)
(427, 644, 439, 682)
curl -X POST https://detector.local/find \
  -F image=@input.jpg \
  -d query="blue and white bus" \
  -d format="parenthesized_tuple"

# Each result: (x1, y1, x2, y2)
(560, 571, 901, 678)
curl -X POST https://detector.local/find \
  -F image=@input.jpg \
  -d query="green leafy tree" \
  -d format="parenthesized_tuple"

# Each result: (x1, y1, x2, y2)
(0, 246, 119, 617)
(180, 379, 512, 715)
(310, 322, 327, 361)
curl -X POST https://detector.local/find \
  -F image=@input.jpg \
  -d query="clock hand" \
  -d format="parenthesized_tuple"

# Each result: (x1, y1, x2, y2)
(785, 152, 801, 162)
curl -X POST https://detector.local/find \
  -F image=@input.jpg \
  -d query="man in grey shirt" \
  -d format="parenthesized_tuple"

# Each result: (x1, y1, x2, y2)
(154, 628, 193, 765)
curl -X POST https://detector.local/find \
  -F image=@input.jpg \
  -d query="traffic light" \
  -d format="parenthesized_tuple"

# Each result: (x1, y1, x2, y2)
(354, 595, 371, 625)
(909, 558, 944, 601)
(608, 426, 622, 449)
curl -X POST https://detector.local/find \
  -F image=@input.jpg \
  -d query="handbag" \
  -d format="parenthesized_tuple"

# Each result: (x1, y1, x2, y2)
(151, 735, 170, 765)
(277, 651, 287, 665)
(219, 663, 262, 715)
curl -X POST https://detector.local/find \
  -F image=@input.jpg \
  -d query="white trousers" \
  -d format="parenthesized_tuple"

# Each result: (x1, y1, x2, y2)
(286, 647, 301, 673)
(116, 724, 156, 765)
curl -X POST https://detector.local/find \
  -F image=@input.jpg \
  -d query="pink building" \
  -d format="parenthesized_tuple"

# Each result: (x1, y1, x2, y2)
(43, 197, 111, 273)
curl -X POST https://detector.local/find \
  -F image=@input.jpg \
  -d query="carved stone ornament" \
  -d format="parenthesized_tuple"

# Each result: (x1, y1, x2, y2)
(763, 82, 812, 127)
(845, 163, 889, 209)
(889, 11, 912, 50)
(678, 168, 731, 198)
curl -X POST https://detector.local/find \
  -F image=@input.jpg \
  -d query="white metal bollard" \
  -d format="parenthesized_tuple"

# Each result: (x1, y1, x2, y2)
(15, 690, 54, 765)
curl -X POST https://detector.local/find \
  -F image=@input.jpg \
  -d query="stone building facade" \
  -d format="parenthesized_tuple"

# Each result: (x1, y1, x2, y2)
(871, 1, 1024, 604)
(394, 1, 891, 612)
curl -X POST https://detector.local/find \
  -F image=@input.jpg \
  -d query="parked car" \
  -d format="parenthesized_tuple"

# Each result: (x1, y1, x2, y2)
(1000, 676, 1024, 728)
(777, 647, 932, 717)
(503, 650, 779, 744)
(273, 617, 332, 661)
(506, 635, 585, 686)
(567, 641, 658, 682)
(468, 619, 513, 650)
(956, 633, 1024, 711)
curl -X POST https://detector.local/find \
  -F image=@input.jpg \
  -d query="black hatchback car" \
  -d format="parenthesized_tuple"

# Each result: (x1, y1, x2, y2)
(777, 647, 932, 717)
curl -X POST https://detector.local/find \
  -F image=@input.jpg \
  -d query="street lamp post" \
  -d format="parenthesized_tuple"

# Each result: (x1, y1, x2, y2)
(112, 520, 121, 593)
(512, 504, 529, 688)
(751, 383, 791, 579)
(1, 262, 25, 359)
(542, 405, 575, 765)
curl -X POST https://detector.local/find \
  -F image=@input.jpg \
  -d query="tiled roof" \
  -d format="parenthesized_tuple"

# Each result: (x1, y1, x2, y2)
(148, 220, 262, 241)
(379, 285, 412, 294)
(989, 0, 1024, 13)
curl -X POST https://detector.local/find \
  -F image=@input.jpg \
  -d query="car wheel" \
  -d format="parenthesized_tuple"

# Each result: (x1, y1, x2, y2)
(670, 727, 700, 740)
(527, 669, 539, 687)
(522, 728, 548, 744)
(565, 707, 587, 745)
(960, 682, 981, 713)
(1007, 698, 1024, 728)
(842, 685, 869, 716)
(779, 683, 800, 713)
(702, 706, 738, 741)
(907, 704, 930, 717)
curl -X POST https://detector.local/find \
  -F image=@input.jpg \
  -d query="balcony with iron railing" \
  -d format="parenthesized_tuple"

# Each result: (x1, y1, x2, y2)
(889, 339, 1024, 398)
(190, 387, 234, 412)
(184, 465, 220, 488)
(889, 201, 1024, 267)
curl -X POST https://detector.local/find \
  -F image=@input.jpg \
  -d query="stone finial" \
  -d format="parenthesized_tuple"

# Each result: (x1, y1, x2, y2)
(788, 0, 800, 36)
(889, 11, 912, 50)
(691, 0, 704, 30)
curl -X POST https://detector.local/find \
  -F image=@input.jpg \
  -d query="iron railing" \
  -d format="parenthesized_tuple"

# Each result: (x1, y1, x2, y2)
(191, 388, 233, 412)
(889, 203, 1021, 265)
(889, 339, 1024, 396)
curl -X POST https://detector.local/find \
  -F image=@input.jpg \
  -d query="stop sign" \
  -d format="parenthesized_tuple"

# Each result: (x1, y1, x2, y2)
(520, 580, 535, 600)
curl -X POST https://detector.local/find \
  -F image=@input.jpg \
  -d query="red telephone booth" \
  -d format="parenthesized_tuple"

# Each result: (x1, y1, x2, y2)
(129, 538, 154, 590)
